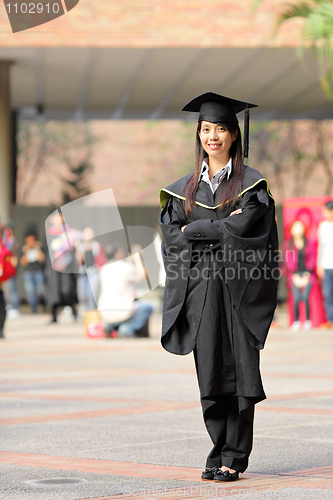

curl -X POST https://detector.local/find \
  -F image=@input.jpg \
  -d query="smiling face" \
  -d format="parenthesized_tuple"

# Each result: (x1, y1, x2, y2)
(199, 121, 238, 162)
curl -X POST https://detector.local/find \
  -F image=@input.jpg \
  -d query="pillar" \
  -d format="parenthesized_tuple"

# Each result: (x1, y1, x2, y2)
(0, 61, 13, 224)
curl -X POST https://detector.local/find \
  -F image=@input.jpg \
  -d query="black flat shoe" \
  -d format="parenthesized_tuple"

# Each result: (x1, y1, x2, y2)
(201, 467, 221, 481)
(214, 470, 239, 482)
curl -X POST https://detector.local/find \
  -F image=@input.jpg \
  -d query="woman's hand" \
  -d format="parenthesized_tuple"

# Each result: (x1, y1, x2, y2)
(317, 265, 325, 280)
(181, 225, 187, 232)
(230, 209, 242, 216)
(10, 256, 18, 268)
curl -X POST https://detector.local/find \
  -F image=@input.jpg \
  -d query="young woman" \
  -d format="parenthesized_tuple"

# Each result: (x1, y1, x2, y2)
(159, 92, 279, 482)
(284, 220, 316, 330)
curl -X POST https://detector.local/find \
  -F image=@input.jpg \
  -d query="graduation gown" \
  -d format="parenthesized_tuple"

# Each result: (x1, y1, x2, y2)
(159, 166, 279, 415)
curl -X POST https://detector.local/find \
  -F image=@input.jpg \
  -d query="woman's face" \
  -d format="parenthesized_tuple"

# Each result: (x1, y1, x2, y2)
(199, 121, 237, 160)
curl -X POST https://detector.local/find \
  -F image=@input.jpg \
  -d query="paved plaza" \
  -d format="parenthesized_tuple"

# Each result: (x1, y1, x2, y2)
(1, 307, 333, 500)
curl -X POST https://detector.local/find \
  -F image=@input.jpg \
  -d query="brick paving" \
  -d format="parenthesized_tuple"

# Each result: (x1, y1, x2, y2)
(0, 451, 332, 497)
(1, 309, 333, 499)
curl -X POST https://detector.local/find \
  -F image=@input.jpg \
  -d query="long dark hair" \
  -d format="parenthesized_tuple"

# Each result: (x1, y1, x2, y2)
(183, 121, 244, 215)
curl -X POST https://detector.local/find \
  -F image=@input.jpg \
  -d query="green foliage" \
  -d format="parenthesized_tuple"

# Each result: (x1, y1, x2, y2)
(306, 2, 333, 38)
(254, 0, 333, 99)
(276, 1, 313, 27)
(304, 2, 333, 97)
(253, 0, 322, 8)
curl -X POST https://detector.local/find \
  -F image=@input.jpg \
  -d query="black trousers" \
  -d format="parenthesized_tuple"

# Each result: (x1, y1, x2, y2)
(203, 396, 254, 473)
(292, 281, 311, 321)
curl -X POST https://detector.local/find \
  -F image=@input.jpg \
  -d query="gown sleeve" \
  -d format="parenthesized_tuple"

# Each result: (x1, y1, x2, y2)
(160, 195, 188, 260)
(219, 184, 278, 349)
(183, 183, 269, 241)
(159, 196, 193, 352)
(160, 195, 186, 228)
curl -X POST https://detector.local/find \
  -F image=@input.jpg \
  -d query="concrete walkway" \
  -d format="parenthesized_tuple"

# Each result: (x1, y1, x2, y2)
(1, 309, 333, 499)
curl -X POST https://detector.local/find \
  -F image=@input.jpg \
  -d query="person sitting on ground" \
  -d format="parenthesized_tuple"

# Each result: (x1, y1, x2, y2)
(98, 243, 153, 338)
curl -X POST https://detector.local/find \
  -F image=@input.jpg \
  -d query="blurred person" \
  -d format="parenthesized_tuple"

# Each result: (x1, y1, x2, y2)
(1, 221, 20, 318)
(20, 227, 46, 314)
(98, 243, 153, 337)
(284, 220, 316, 330)
(0, 219, 18, 338)
(317, 200, 333, 328)
(45, 211, 79, 323)
(76, 227, 106, 313)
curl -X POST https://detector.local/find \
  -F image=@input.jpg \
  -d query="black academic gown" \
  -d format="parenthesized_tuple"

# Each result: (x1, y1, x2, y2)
(159, 166, 279, 417)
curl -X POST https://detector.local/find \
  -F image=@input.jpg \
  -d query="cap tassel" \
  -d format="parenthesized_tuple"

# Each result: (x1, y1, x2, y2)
(243, 104, 250, 166)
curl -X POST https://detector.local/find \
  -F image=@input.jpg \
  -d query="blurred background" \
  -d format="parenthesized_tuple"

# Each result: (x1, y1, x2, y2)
(1, 0, 333, 331)
(2, 5, 333, 496)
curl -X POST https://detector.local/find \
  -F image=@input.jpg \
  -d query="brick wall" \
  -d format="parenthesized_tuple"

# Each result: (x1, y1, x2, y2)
(0, 0, 305, 48)
(17, 120, 333, 208)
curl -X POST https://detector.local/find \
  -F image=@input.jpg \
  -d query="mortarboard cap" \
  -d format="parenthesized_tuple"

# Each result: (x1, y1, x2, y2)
(181, 92, 258, 163)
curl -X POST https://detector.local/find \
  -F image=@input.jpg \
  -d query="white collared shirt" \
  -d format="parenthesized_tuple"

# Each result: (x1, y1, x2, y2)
(199, 157, 232, 193)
